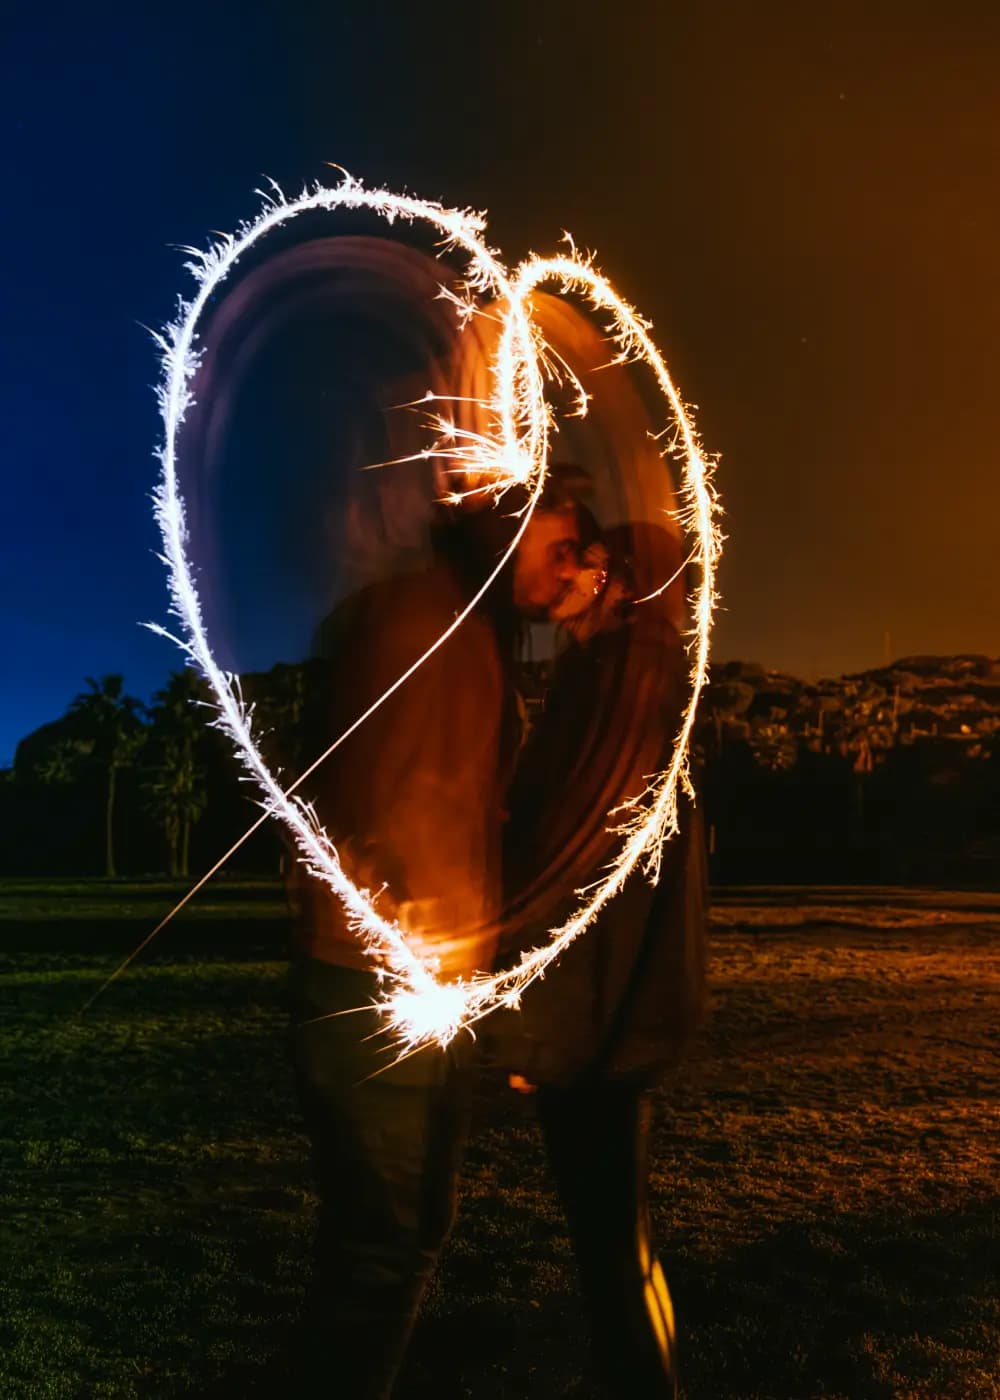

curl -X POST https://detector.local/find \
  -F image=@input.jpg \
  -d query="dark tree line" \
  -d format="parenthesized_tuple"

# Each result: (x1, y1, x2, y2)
(3, 661, 999, 883)
(3, 663, 332, 880)
(697, 717, 1000, 885)
(4, 671, 255, 879)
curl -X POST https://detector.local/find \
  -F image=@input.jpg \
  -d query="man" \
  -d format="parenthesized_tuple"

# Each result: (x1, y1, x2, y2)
(286, 478, 587, 1399)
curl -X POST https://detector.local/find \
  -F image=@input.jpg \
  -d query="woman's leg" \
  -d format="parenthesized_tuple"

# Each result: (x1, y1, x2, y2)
(537, 1082, 678, 1399)
(289, 957, 474, 1399)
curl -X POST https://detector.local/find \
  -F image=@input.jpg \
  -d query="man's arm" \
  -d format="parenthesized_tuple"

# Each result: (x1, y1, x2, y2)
(317, 577, 504, 980)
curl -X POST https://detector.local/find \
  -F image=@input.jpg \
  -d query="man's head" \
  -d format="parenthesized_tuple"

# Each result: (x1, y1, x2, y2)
(510, 462, 603, 620)
(511, 503, 583, 620)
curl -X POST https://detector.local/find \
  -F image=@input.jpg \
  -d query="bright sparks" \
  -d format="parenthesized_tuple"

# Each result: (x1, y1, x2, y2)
(151, 170, 722, 1053)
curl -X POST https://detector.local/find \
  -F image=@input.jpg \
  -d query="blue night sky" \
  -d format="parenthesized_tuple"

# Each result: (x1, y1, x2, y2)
(3, 0, 998, 764)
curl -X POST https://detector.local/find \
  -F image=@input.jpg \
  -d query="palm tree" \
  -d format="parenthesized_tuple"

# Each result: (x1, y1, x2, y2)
(144, 669, 209, 878)
(69, 675, 146, 878)
(35, 737, 94, 786)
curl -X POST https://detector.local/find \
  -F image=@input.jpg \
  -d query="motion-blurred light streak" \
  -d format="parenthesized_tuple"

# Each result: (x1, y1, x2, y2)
(151, 171, 722, 1052)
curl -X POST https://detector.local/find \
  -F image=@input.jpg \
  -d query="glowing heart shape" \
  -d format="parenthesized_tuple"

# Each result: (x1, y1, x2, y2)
(151, 171, 721, 1049)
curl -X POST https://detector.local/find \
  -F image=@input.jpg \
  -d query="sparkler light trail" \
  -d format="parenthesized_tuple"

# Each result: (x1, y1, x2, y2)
(150, 169, 722, 1053)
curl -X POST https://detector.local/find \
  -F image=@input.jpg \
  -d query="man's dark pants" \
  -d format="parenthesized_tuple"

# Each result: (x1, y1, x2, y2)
(289, 956, 474, 1399)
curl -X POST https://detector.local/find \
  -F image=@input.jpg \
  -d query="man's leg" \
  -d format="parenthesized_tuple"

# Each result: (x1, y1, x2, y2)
(537, 1082, 678, 1399)
(289, 958, 473, 1400)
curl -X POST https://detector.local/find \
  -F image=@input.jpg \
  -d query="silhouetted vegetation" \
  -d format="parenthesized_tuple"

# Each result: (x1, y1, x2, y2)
(4, 654, 999, 884)
(696, 655, 1000, 885)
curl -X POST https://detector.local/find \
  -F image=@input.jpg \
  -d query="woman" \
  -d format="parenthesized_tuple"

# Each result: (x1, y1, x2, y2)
(492, 518, 709, 1399)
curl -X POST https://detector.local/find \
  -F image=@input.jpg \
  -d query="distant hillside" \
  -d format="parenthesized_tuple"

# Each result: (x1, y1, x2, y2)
(703, 653, 1000, 770)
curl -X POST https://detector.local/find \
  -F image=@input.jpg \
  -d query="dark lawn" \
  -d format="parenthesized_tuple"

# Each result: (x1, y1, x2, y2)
(1, 881, 997, 1398)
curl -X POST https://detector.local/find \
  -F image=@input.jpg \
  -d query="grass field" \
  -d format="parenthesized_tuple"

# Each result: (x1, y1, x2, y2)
(1, 879, 998, 1398)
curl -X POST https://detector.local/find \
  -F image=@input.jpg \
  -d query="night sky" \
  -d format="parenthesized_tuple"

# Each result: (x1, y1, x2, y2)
(3, 0, 998, 764)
